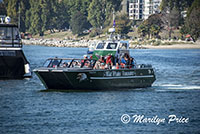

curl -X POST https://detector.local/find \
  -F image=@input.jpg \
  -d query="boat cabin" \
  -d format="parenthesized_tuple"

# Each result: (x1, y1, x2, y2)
(92, 40, 129, 60)
(0, 24, 22, 48)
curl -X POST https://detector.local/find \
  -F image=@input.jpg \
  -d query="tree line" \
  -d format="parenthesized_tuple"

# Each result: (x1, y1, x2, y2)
(0, 0, 122, 36)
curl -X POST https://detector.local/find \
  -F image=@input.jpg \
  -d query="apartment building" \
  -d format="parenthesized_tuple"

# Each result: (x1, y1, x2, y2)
(143, 0, 162, 19)
(126, 0, 162, 20)
(129, 0, 144, 20)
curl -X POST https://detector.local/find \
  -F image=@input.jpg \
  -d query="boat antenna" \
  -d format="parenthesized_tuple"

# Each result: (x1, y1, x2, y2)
(18, 3, 20, 30)
(113, 9, 115, 28)
(108, 9, 116, 40)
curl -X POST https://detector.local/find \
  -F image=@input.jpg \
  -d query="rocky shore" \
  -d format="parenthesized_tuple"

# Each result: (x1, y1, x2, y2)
(22, 38, 97, 48)
(22, 38, 200, 49)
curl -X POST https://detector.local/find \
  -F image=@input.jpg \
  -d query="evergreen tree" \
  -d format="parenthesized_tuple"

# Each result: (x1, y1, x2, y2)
(27, 0, 43, 35)
(160, 0, 195, 11)
(19, 0, 30, 32)
(56, 1, 70, 31)
(138, 14, 162, 38)
(88, 0, 105, 28)
(0, 2, 6, 15)
(161, 6, 181, 39)
(185, 0, 200, 41)
(70, 11, 90, 36)
(7, 0, 18, 24)
(115, 13, 131, 35)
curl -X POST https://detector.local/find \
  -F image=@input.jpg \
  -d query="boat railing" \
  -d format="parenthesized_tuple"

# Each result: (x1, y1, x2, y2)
(42, 58, 153, 70)
(0, 38, 22, 48)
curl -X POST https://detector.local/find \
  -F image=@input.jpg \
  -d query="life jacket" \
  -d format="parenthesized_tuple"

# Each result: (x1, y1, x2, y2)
(116, 64, 119, 69)
(106, 56, 112, 64)
(120, 63, 125, 68)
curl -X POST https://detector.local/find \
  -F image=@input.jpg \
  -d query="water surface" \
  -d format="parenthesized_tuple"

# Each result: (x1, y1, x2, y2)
(0, 45, 200, 134)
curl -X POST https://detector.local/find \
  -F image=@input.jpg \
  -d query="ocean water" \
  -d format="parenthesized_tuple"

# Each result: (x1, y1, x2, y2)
(0, 45, 200, 134)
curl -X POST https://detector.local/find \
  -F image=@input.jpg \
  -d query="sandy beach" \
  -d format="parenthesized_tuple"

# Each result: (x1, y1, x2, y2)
(142, 43, 200, 49)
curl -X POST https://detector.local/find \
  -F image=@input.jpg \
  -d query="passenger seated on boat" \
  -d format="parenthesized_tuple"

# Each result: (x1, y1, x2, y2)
(81, 55, 88, 67)
(94, 60, 101, 69)
(52, 57, 59, 67)
(62, 62, 68, 68)
(116, 63, 119, 69)
(129, 57, 135, 68)
(99, 56, 105, 69)
(72, 61, 81, 68)
(120, 57, 127, 68)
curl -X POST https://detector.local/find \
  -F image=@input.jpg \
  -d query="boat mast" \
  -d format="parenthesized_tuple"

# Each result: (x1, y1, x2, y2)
(113, 9, 115, 28)
(18, 4, 20, 30)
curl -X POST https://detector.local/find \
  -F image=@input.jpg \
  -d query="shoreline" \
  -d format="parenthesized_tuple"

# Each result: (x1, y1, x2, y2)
(142, 43, 200, 49)
(22, 39, 200, 49)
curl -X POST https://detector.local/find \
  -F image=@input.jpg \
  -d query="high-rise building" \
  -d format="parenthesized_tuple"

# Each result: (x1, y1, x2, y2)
(143, 0, 162, 19)
(127, 0, 162, 20)
(129, 0, 144, 20)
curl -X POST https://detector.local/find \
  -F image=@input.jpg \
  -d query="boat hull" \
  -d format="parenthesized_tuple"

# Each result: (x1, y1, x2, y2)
(34, 68, 156, 90)
(0, 50, 30, 79)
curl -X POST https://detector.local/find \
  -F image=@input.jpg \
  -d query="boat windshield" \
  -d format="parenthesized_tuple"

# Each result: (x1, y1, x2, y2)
(106, 43, 117, 49)
(119, 43, 128, 49)
(96, 43, 106, 49)
(43, 58, 96, 69)
(0, 26, 22, 47)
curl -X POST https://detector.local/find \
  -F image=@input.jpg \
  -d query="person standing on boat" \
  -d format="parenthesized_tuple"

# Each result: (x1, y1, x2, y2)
(115, 49, 120, 65)
(106, 54, 113, 69)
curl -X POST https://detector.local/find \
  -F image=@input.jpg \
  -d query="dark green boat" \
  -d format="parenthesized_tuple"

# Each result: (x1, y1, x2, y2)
(34, 58, 156, 90)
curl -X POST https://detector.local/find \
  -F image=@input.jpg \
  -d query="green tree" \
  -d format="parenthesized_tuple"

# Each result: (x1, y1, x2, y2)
(138, 24, 148, 38)
(107, 0, 122, 11)
(26, 0, 43, 35)
(115, 13, 131, 35)
(185, 0, 200, 41)
(70, 11, 90, 36)
(7, 0, 18, 24)
(150, 24, 160, 38)
(56, 1, 70, 31)
(160, 0, 195, 11)
(19, 0, 30, 32)
(88, 0, 105, 28)
(138, 14, 162, 38)
(161, 7, 181, 39)
(0, 2, 7, 15)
